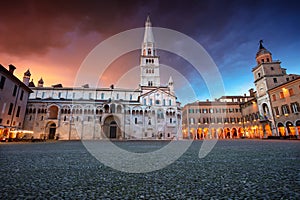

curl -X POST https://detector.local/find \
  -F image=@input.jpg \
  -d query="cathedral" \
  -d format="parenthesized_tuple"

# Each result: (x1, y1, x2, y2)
(23, 16, 182, 140)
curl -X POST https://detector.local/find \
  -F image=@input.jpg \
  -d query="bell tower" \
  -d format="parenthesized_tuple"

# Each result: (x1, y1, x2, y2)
(140, 16, 160, 87)
(252, 40, 286, 137)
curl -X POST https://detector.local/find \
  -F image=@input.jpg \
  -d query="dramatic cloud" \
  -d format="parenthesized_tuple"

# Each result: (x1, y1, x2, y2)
(0, 0, 299, 103)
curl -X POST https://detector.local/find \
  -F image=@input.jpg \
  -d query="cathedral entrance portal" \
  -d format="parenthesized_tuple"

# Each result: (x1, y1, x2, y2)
(103, 116, 120, 139)
(110, 121, 117, 138)
(48, 123, 56, 139)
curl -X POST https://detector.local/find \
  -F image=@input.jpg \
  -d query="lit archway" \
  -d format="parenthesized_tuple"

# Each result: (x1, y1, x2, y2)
(277, 122, 285, 136)
(286, 121, 295, 137)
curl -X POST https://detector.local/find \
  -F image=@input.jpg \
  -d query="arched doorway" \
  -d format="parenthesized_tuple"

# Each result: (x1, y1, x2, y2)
(217, 128, 223, 139)
(224, 128, 230, 139)
(109, 121, 117, 138)
(262, 103, 270, 120)
(286, 121, 295, 137)
(277, 122, 285, 136)
(48, 123, 56, 139)
(103, 115, 120, 139)
(231, 128, 237, 138)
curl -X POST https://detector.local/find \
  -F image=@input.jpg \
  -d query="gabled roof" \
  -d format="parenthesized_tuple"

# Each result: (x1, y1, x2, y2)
(140, 87, 176, 98)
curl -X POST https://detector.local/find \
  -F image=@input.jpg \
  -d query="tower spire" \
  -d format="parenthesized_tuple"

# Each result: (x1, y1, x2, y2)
(140, 15, 160, 87)
(143, 15, 154, 44)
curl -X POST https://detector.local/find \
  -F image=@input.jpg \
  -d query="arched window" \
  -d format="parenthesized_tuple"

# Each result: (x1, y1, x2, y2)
(148, 48, 151, 55)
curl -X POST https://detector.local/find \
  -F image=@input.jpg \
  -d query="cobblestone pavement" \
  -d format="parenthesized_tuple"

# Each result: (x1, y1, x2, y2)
(0, 140, 299, 199)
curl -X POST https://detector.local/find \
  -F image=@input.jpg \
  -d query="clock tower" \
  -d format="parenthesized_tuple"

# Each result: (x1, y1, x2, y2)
(252, 40, 287, 137)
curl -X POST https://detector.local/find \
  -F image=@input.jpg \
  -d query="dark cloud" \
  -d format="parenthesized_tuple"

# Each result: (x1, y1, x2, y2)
(0, 0, 299, 66)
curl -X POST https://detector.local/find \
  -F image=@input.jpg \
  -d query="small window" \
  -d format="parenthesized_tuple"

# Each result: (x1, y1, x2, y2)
(58, 92, 61, 98)
(0, 76, 6, 89)
(288, 88, 294, 96)
(130, 94, 133, 101)
(261, 59, 264, 63)
(258, 73, 261, 78)
(273, 78, 277, 83)
(169, 99, 172, 106)
(135, 118, 137, 124)
(286, 78, 289, 81)
(291, 102, 299, 113)
(13, 85, 17, 96)
(274, 107, 279, 116)
(8, 103, 13, 115)
(101, 93, 104, 100)
(279, 92, 284, 99)
(16, 106, 21, 117)
(270, 66, 274, 70)
(20, 90, 24, 100)
(281, 104, 290, 115)
(155, 100, 160, 105)
(272, 94, 276, 101)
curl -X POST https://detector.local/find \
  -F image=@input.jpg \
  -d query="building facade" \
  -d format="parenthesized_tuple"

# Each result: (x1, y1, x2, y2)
(0, 64, 32, 140)
(183, 41, 300, 139)
(268, 77, 300, 137)
(182, 94, 259, 139)
(23, 16, 182, 140)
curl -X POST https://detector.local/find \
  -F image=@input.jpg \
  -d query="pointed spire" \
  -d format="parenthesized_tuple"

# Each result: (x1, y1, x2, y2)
(38, 77, 44, 84)
(168, 76, 173, 84)
(143, 15, 154, 43)
(24, 69, 31, 76)
(259, 40, 264, 49)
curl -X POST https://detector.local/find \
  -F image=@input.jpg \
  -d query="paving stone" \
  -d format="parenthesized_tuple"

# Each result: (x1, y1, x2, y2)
(0, 140, 299, 199)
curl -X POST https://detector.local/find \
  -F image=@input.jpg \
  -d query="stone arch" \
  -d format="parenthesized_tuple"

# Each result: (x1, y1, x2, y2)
(46, 121, 57, 139)
(116, 105, 122, 113)
(286, 121, 295, 136)
(262, 103, 270, 120)
(224, 128, 230, 139)
(217, 128, 223, 139)
(231, 127, 237, 138)
(277, 122, 285, 136)
(238, 127, 244, 138)
(104, 104, 109, 113)
(103, 115, 121, 139)
(48, 105, 59, 119)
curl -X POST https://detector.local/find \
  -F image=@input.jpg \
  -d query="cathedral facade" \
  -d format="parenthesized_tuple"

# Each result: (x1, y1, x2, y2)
(23, 16, 182, 140)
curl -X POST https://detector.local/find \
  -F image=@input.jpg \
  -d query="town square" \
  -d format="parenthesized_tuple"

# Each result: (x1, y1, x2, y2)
(0, 0, 299, 199)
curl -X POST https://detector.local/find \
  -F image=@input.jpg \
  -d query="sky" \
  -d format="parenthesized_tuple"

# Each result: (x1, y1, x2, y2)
(1, 0, 300, 105)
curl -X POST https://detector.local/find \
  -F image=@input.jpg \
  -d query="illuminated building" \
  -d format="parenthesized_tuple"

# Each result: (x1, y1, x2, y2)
(23, 16, 182, 140)
(268, 77, 300, 137)
(183, 41, 299, 139)
(0, 64, 32, 140)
